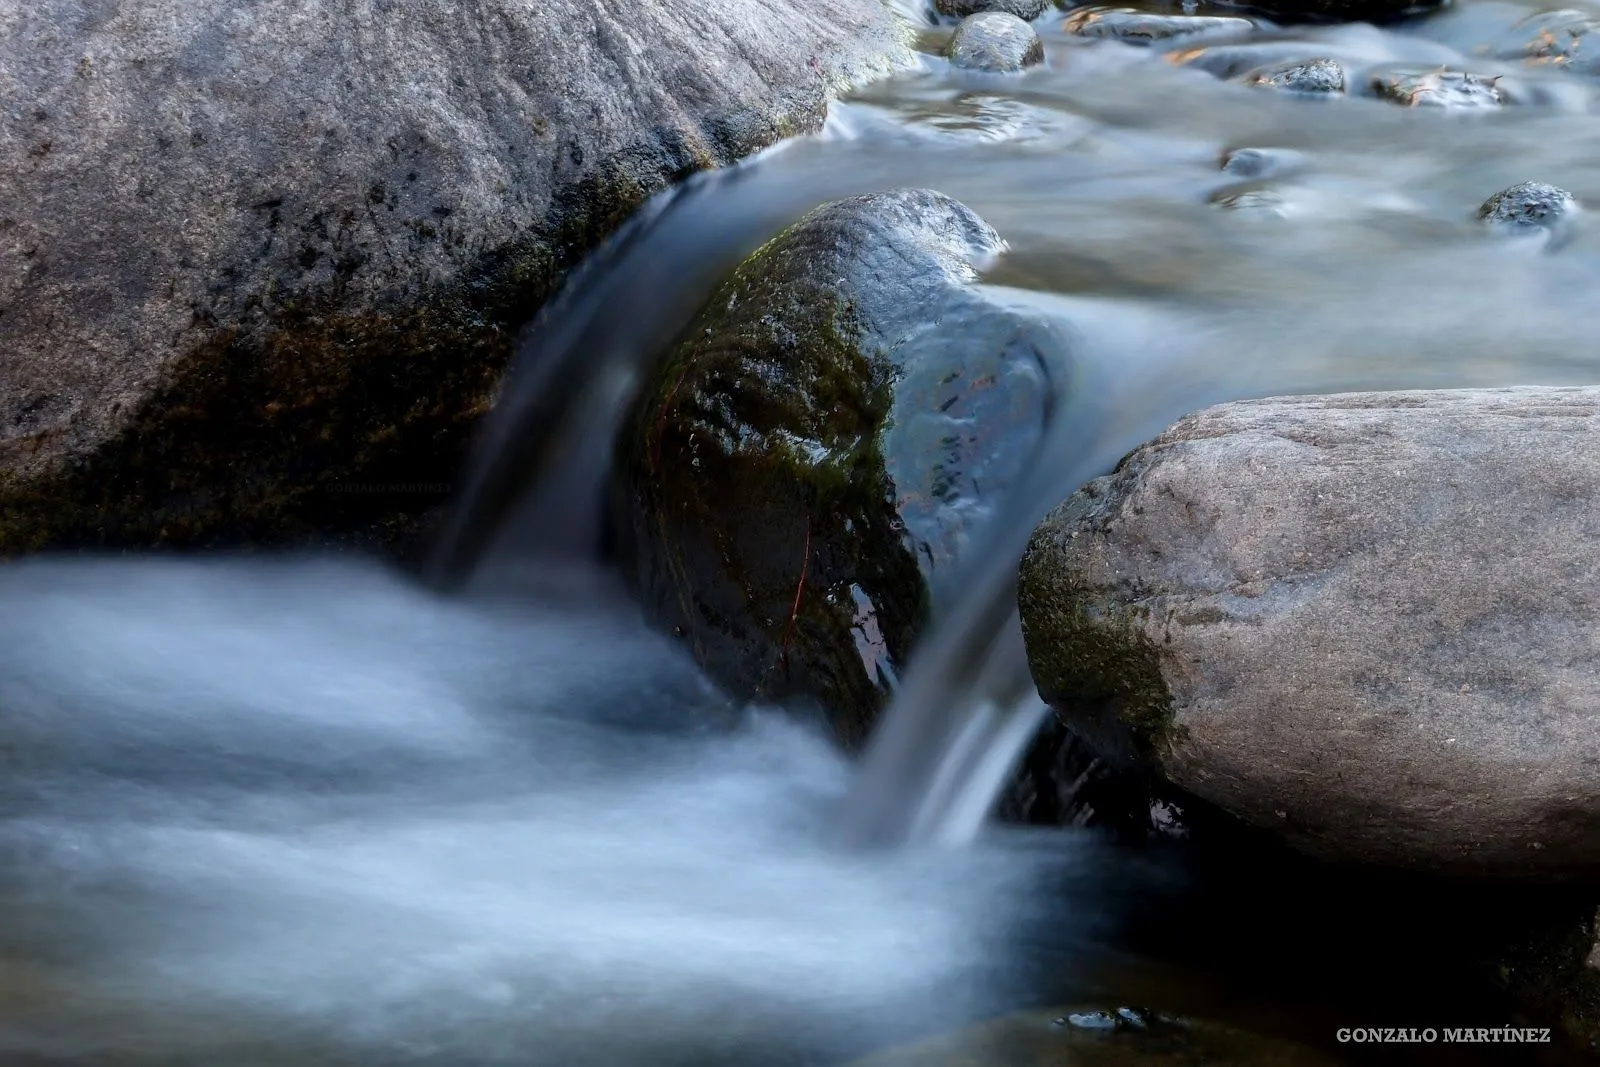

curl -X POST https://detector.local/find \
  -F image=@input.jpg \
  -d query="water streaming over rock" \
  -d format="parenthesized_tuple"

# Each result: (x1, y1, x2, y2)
(12, 3, 1600, 1062)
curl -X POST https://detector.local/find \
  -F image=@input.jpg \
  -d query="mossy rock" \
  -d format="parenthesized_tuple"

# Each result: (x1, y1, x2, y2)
(615, 188, 1074, 743)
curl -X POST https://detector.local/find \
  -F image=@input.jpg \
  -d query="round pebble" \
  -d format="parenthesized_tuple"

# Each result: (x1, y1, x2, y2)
(1478, 181, 1579, 229)
(947, 12, 1045, 73)
(1220, 146, 1310, 179)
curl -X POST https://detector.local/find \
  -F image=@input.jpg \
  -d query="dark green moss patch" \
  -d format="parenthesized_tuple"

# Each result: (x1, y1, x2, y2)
(1017, 526, 1176, 766)
(617, 226, 929, 745)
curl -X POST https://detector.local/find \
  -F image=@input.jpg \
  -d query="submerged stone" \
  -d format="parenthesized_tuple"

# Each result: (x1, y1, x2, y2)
(616, 189, 1072, 744)
(1492, 9, 1600, 75)
(1370, 68, 1505, 108)
(935, 0, 1049, 19)
(1210, 184, 1293, 217)
(848, 1007, 1343, 1066)
(947, 11, 1046, 72)
(1064, 8, 1255, 46)
(1220, 146, 1311, 179)
(1246, 57, 1346, 93)
(1478, 180, 1579, 229)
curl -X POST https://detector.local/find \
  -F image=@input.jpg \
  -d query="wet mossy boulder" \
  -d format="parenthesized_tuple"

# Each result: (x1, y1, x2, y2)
(935, 0, 1049, 19)
(0, 0, 909, 556)
(616, 189, 1074, 744)
(1019, 387, 1600, 877)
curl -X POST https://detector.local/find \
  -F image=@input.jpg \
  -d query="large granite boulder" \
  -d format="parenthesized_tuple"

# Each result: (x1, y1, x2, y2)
(1018, 387, 1600, 878)
(0, 0, 909, 554)
(615, 188, 1074, 744)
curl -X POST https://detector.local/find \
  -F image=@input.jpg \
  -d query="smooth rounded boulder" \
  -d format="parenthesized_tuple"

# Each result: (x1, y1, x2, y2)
(616, 189, 1073, 743)
(0, 0, 908, 555)
(947, 12, 1046, 72)
(1018, 387, 1600, 877)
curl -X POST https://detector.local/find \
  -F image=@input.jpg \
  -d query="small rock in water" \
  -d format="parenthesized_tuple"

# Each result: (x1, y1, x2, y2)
(1057, 1007, 1169, 1031)
(1064, 8, 1255, 45)
(947, 12, 1045, 72)
(1220, 146, 1309, 179)
(1246, 57, 1346, 94)
(935, 0, 1048, 19)
(1370, 68, 1504, 108)
(1478, 181, 1578, 229)
(1493, 9, 1600, 75)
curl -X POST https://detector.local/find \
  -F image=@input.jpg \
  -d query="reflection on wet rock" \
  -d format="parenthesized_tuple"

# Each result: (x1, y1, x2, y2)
(1246, 56, 1347, 93)
(935, 0, 1049, 19)
(1479, 180, 1579, 229)
(948, 11, 1047, 72)
(1063, 7, 1256, 45)
(1370, 67, 1505, 107)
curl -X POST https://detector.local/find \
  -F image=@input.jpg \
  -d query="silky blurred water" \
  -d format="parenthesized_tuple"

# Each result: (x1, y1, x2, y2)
(8, 2, 1600, 1063)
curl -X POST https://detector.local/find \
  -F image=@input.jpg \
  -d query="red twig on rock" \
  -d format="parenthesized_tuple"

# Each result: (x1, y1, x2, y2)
(778, 518, 813, 675)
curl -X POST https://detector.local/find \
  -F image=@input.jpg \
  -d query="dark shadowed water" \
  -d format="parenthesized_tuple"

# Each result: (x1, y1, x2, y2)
(7, 2, 1600, 1063)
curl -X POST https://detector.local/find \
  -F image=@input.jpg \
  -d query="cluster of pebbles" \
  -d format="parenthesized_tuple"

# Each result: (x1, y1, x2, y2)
(932, 0, 1584, 232)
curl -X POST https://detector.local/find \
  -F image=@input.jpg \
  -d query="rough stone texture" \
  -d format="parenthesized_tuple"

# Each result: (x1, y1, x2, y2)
(933, 0, 1048, 19)
(1480, 181, 1579, 230)
(947, 12, 1045, 72)
(1246, 57, 1346, 93)
(1018, 387, 1600, 877)
(616, 189, 1072, 744)
(0, 0, 909, 555)
(1370, 68, 1505, 108)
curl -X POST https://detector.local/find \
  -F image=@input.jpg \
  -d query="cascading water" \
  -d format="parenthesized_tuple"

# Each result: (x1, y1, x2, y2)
(10, 5, 1600, 1063)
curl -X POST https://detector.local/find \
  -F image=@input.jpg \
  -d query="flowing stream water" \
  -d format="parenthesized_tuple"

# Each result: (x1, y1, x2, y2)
(7, 2, 1600, 1064)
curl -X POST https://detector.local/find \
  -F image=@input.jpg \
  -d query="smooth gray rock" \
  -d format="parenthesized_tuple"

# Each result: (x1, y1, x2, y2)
(947, 12, 1045, 72)
(0, 0, 909, 554)
(1018, 387, 1600, 877)
(934, 0, 1049, 19)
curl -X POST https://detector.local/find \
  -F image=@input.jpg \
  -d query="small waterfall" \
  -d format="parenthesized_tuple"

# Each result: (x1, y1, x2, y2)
(430, 151, 1120, 851)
